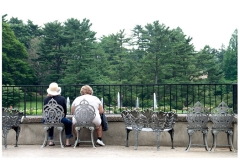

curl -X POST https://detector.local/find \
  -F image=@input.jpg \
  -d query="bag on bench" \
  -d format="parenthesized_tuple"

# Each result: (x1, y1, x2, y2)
(101, 113, 108, 131)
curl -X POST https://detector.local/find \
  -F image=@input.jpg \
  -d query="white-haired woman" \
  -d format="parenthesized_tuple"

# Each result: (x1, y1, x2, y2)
(71, 85, 105, 146)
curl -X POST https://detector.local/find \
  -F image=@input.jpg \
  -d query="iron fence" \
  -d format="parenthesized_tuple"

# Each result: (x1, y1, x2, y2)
(2, 84, 238, 117)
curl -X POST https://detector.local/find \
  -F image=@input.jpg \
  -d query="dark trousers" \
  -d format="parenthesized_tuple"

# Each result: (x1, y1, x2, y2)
(47, 117, 73, 139)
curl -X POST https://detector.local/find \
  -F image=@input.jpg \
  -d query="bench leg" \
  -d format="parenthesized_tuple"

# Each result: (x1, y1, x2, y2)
(41, 126, 49, 148)
(74, 127, 80, 148)
(155, 131, 161, 151)
(57, 127, 64, 148)
(168, 129, 175, 149)
(202, 130, 209, 151)
(89, 127, 96, 149)
(13, 126, 21, 147)
(125, 129, 131, 147)
(210, 130, 218, 152)
(227, 130, 235, 152)
(134, 129, 139, 150)
(2, 128, 10, 150)
(186, 129, 194, 152)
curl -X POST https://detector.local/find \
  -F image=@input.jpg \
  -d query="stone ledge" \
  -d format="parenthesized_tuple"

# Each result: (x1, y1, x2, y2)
(22, 114, 124, 123)
(21, 114, 238, 124)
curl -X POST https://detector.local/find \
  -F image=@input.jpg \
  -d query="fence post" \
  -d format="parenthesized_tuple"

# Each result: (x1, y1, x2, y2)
(24, 88, 27, 118)
(232, 83, 237, 114)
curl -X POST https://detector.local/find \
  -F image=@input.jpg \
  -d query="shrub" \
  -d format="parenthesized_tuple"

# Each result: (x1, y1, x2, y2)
(25, 108, 43, 115)
(158, 106, 170, 112)
(2, 85, 24, 107)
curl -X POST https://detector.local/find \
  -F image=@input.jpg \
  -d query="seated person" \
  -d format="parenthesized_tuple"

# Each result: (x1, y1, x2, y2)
(71, 85, 105, 146)
(44, 82, 73, 146)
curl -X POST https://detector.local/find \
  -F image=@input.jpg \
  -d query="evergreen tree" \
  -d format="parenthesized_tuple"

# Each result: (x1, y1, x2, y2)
(60, 18, 98, 84)
(6, 16, 42, 84)
(99, 30, 132, 84)
(8, 17, 41, 48)
(36, 20, 68, 84)
(2, 21, 35, 85)
(132, 21, 196, 84)
(222, 29, 238, 82)
(163, 27, 196, 83)
(196, 46, 224, 83)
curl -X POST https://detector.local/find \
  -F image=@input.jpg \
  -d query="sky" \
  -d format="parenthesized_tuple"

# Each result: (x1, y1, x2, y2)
(1, 0, 239, 51)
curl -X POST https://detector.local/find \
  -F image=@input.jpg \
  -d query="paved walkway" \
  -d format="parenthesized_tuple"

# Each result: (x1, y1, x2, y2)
(2, 145, 238, 159)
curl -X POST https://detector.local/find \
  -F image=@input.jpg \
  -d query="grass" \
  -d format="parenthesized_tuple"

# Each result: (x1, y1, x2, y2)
(12, 101, 188, 115)
(12, 101, 44, 115)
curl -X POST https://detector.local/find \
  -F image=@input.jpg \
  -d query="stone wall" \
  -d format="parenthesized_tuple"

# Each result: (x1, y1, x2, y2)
(2, 114, 238, 150)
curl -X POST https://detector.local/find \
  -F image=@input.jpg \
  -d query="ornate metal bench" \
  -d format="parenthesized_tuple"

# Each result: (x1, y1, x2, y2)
(210, 101, 235, 152)
(2, 108, 23, 149)
(185, 101, 210, 152)
(121, 109, 177, 151)
(41, 98, 65, 148)
(73, 99, 96, 148)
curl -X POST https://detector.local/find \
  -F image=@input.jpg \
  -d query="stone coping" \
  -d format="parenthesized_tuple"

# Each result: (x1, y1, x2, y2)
(21, 114, 238, 124)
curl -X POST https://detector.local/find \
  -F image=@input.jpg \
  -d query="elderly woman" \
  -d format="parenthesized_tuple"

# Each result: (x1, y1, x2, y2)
(71, 85, 105, 146)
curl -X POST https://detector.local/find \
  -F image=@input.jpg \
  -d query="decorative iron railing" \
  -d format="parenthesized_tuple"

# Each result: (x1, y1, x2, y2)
(2, 84, 237, 116)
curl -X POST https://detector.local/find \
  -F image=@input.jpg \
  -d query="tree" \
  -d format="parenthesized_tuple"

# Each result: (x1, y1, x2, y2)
(36, 20, 68, 84)
(5, 16, 42, 84)
(222, 29, 238, 82)
(8, 17, 41, 48)
(2, 21, 35, 85)
(99, 30, 133, 84)
(131, 21, 196, 84)
(60, 18, 99, 84)
(196, 46, 224, 83)
(162, 27, 196, 83)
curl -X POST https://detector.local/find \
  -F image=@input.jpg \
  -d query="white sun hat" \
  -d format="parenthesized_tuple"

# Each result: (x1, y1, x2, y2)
(47, 82, 61, 96)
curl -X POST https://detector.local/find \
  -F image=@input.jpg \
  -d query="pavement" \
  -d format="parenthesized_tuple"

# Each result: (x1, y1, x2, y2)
(2, 144, 238, 159)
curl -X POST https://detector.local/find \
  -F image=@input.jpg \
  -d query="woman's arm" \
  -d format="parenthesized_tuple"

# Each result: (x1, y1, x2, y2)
(98, 105, 104, 114)
(71, 105, 75, 115)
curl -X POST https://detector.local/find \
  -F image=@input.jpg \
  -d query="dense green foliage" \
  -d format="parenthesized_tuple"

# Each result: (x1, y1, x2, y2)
(2, 18, 35, 85)
(2, 14, 238, 86)
(222, 29, 238, 82)
(2, 85, 24, 107)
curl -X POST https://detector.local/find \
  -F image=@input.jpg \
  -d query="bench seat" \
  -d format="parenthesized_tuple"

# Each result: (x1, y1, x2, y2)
(121, 109, 177, 151)
(126, 126, 172, 132)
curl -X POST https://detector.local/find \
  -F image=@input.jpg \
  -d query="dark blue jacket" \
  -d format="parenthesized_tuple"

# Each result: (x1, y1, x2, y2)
(44, 95, 67, 117)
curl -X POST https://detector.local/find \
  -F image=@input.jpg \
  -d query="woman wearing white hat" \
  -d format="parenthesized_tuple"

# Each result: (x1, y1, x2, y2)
(44, 82, 73, 146)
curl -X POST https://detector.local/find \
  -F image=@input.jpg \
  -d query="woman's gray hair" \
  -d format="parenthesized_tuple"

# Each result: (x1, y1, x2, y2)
(80, 85, 93, 95)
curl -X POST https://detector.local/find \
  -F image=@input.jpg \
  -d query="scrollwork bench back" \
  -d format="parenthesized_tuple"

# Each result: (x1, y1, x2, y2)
(41, 98, 65, 148)
(121, 109, 177, 151)
(73, 99, 96, 148)
(185, 101, 210, 152)
(210, 101, 235, 152)
(2, 108, 23, 149)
